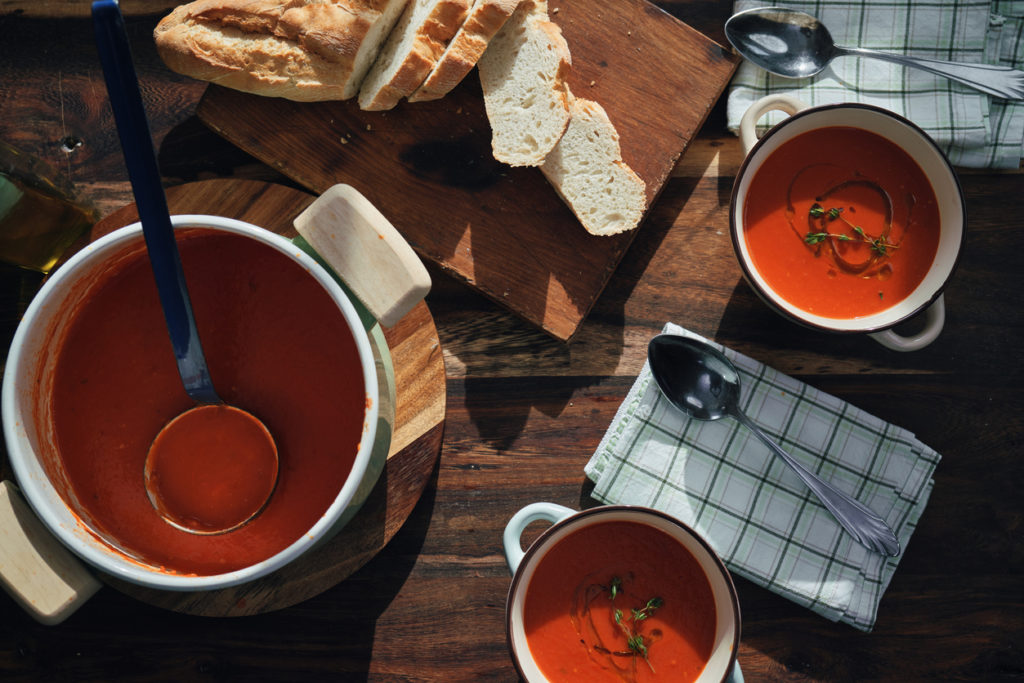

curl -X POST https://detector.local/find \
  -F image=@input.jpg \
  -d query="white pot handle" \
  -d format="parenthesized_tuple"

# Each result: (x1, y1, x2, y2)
(502, 502, 575, 574)
(0, 481, 100, 624)
(869, 296, 945, 351)
(739, 94, 810, 153)
(294, 184, 431, 329)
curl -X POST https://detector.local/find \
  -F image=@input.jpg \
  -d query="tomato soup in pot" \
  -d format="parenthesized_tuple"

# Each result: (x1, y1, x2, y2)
(741, 126, 940, 319)
(524, 521, 716, 682)
(41, 227, 367, 576)
(505, 504, 740, 683)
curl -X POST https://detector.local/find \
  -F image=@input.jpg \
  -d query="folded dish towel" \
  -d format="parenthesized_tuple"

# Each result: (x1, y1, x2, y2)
(726, 0, 1024, 169)
(584, 324, 940, 631)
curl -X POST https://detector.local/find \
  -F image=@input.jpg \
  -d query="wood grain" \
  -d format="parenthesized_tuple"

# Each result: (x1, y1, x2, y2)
(80, 179, 447, 616)
(196, 0, 739, 341)
(1, 4, 1022, 682)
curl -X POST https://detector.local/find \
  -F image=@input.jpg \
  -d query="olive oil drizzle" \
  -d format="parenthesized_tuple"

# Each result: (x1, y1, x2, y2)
(784, 163, 911, 279)
(570, 573, 665, 682)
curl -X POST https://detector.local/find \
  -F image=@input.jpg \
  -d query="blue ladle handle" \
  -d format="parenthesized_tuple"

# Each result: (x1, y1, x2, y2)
(92, 0, 218, 404)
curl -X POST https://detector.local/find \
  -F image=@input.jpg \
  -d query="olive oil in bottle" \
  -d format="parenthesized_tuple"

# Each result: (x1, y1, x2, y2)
(0, 142, 97, 273)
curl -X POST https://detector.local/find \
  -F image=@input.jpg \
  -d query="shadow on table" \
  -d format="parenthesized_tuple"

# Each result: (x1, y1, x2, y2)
(446, 154, 709, 454)
(0, 465, 440, 682)
(712, 275, 951, 374)
(158, 115, 301, 190)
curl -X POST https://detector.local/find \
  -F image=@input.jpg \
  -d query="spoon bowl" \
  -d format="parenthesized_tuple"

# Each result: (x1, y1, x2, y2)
(647, 336, 739, 422)
(725, 7, 835, 79)
(145, 404, 279, 535)
(725, 7, 1024, 100)
(647, 333, 901, 556)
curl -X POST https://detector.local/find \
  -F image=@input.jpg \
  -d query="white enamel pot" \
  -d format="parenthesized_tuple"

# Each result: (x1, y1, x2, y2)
(731, 95, 966, 352)
(503, 503, 742, 683)
(0, 186, 430, 622)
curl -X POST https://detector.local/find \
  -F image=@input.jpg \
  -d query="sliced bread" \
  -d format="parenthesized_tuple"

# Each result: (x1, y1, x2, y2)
(476, 0, 571, 166)
(357, 0, 471, 110)
(407, 0, 521, 102)
(154, 0, 410, 101)
(540, 95, 647, 236)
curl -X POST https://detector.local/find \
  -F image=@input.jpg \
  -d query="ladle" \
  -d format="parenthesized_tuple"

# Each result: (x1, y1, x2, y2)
(647, 334, 901, 556)
(93, 0, 278, 535)
(725, 7, 1024, 101)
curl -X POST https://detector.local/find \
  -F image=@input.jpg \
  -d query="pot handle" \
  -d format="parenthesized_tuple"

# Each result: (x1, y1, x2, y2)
(869, 295, 945, 351)
(0, 481, 101, 624)
(293, 184, 432, 329)
(503, 502, 575, 574)
(739, 94, 809, 153)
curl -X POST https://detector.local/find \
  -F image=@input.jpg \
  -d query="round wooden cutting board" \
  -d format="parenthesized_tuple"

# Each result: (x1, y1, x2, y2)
(92, 179, 446, 616)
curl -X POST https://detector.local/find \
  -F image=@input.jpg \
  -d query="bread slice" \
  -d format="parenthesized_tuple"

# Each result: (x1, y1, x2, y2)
(407, 0, 521, 102)
(540, 95, 647, 236)
(154, 0, 410, 102)
(476, 0, 570, 166)
(357, 0, 471, 110)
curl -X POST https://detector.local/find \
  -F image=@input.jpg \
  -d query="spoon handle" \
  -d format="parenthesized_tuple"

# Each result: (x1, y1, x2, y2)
(731, 409, 901, 557)
(835, 45, 1024, 100)
(92, 0, 218, 403)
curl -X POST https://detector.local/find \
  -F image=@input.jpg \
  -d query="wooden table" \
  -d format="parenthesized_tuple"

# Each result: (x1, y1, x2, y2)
(1, 2, 1021, 681)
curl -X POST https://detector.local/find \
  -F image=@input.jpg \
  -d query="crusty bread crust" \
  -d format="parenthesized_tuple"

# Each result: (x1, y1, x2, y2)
(407, 0, 520, 102)
(357, 0, 471, 111)
(154, 0, 408, 101)
(155, 0, 641, 237)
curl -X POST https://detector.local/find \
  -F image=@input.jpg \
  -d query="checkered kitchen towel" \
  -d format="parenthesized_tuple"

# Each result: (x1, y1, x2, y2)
(584, 324, 940, 631)
(726, 0, 1024, 168)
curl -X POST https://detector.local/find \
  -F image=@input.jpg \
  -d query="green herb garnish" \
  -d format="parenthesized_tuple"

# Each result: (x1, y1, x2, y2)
(805, 203, 898, 256)
(608, 576, 663, 673)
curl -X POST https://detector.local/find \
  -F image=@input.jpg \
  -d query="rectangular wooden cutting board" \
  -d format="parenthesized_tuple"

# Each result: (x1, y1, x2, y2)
(196, 0, 738, 341)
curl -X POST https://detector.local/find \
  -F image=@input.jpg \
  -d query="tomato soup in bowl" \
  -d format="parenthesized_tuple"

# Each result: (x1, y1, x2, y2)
(730, 96, 965, 351)
(504, 503, 740, 682)
(2, 216, 382, 591)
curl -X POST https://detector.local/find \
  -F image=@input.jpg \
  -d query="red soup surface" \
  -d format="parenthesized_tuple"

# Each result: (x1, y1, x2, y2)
(742, 126, 940, 319)
(47, 228, 366, 575)
(523, 520, 716, 682)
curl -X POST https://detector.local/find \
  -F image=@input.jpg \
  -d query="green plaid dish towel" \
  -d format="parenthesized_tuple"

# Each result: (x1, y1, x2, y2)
(726, 0, 1024, 168)
(584, 324, 940, 631)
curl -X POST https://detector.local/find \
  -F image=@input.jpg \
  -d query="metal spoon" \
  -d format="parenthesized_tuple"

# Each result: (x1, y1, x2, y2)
(725, 7, 1024, 101)
(93, 0, 277, 534)
(647, 334, 901, 556)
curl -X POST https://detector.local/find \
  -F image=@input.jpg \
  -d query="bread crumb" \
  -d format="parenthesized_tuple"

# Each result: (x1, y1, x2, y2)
(552, 7, 559, 13)
(340, 137, 348, 144)
(590, 80, 595, 86)
(366, 124, 372, 131)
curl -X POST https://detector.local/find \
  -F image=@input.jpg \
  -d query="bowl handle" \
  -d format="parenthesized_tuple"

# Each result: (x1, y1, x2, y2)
(0, 481, 101, 624)
(869, 295, 945, 351)
(502, 502, 575, 574)
(293, 184, 432, 329)
(739, 94, 809, 153)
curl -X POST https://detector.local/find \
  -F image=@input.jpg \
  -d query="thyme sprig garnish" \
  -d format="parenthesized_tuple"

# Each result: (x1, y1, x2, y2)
(805, 204, 899, 256)
(609, 576, 664, 672)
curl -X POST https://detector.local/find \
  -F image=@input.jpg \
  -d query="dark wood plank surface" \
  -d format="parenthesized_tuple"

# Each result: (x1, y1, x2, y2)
(1, 2, 1022, 681)
(195, 0, 738, 341)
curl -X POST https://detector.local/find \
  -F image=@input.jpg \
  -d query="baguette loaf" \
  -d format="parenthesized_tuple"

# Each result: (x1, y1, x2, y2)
(357, 0, 471, 110)
(540, 95, 647, 236)
(476, 0, 570, 166)
(154, 0, 409, 101)
(407, 0, 521, 102)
